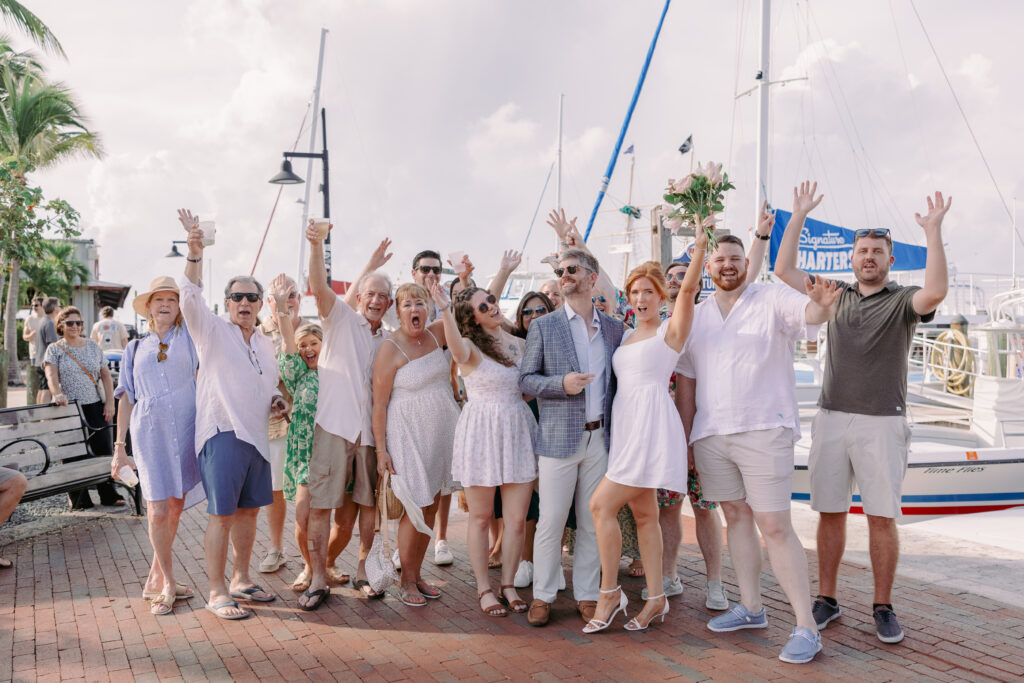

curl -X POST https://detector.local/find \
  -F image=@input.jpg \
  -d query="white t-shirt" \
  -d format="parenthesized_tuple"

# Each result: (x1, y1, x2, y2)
(675, 283, 816, 443)
(25, 315, 45, 361)
(92, 319, 127, 351)
(315, 295, 386, 446)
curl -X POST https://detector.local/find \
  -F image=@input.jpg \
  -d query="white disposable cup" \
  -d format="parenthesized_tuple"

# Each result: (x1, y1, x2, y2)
(117, 466, 139, 487)
(199, 220, 216, 246)
(311, 218, 330, 240)
(449, 251, 467, 274)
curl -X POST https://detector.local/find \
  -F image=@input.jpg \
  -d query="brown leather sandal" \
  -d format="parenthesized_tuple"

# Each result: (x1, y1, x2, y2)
(500, 585, 528, 613)
(479, 589, 507, 617)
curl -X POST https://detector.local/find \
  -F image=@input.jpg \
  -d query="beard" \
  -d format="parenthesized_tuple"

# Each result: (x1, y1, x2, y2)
(710, 266, 746, 292)
(853, 259, 890, 285)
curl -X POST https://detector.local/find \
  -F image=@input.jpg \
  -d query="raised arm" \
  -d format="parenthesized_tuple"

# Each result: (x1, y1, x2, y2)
(746, 201, 775, 283)
(550, 211, 617, 305)
(344, 237, 393, 310)
(177, 209, 204, 286)
(665, 227, 707, 350)
(773, 181, 823, 291)
(488, 250, 522, 298)
(305, 220, 336, 319)
(268, 277, 297, 355)
(911, 191, 951, 316)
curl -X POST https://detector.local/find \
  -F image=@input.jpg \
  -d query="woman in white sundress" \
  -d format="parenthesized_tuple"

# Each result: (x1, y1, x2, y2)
(584, 228, 707, 635)
(432, 283, 537, 618)
(372, 283, 460, 608)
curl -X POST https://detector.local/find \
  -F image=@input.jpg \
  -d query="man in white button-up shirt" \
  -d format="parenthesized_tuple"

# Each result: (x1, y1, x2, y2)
(178, 210, 289, 620)
(676, 233, 837, 663)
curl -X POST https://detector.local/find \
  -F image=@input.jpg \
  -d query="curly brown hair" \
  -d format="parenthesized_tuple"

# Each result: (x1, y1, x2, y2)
(453, 287, 515, 367)
(55, 306, 84, 336)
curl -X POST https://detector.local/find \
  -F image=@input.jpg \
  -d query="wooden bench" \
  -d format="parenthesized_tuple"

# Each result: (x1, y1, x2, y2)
(0, 401, 142, 515)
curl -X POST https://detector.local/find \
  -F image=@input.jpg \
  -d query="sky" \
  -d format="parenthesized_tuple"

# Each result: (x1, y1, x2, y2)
(10, 0, 1024, 319)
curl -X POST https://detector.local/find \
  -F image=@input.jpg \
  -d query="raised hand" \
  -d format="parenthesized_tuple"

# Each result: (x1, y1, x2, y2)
(499, 249, 522, 273)
(267, 273, 291, 314)
(693, 218, 709, 252)
(305, 218, 328, 245)
(562, 372, 595, 396)
(367, 238, 394, 271)
(805, 274, 838, 308)
(429, 281, 451, 310)
(756, 199, 776, 237)
(546, 208, 579, 240)
(792, 180, 824, 216)
(540, 252, 560, 269)
(177, 208, 198, 232)
(915, 191, 952, 234)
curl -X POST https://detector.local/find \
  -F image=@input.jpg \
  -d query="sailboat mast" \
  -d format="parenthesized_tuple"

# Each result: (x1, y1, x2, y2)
(296, 28, 329, 287)
(622, 152, 636, 282)
(754, 0, 771, 246)
(556, 93, 564, 211)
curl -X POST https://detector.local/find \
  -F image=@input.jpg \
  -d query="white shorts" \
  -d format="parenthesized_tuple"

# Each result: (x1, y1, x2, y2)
(692, 427, 795, 513)
(269, 437, 286, 492)
(809, 409, 910, 518)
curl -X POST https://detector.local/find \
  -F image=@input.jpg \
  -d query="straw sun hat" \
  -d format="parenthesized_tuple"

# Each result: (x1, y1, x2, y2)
(132, 276, 180, 317)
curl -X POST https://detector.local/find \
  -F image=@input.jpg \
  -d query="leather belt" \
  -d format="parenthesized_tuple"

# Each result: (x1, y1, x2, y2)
(583, 418, 604, 432)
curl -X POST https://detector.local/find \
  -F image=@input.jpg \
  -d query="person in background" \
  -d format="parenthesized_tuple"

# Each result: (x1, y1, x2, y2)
(44, 306, 124, 510)
(111, 277, 203, 616)
(22, 296, 47, 404)
(539, 280, 563, 310)
(91, 306, 129, 351)
(35, 297, 60, 404)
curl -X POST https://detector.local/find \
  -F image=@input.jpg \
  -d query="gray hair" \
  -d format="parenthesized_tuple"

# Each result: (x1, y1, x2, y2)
(224, 275, 264, 299)
(357, 270, 393, 298)
(559, 249, 599, 274)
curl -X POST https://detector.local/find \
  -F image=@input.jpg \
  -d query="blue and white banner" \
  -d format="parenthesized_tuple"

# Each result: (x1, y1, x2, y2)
(768, 209, 928, 273)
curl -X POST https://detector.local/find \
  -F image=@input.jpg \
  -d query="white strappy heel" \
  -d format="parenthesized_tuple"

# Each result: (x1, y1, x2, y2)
(582, 585, 628, 634)
(624, 592, 670, 631)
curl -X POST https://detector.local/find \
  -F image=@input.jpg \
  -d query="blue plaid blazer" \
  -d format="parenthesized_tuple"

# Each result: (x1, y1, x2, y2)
(519, 306, 624, 458)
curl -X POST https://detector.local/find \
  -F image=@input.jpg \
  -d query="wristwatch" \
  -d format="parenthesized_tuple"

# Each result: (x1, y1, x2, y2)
(755, 232, 771, 241)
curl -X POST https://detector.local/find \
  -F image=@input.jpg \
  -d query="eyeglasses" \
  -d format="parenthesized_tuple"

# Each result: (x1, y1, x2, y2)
(417, 265, 442, 275)
(668, 271, 687, 281)
(522, 306, 547, 317)
(157, 343, 168, 362)
(476, 294, 497, 313)
(64, 320, 84, 327)
(592, 295, 606, 303)
(228, 292, 260, 303)
(553, 265, 586, 277)
(248, 348, 263, 375)
(853, 228, 891, 239)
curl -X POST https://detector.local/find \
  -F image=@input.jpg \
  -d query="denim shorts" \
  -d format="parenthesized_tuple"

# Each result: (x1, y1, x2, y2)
(198, 431, 273, 516)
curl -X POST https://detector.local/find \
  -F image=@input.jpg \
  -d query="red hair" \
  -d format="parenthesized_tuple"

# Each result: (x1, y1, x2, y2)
(625, 261, 669, 301)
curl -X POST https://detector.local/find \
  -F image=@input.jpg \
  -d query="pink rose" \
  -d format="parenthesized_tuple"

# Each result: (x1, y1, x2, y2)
(672, 175, 694, 194)
(665, 215, 684, 233)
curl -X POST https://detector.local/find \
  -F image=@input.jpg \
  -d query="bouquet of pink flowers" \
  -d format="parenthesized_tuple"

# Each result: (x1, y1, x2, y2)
(662, 162, 736, 250)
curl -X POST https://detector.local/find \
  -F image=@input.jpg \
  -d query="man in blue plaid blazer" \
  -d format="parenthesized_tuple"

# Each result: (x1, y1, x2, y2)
(520, 249, 624, 626)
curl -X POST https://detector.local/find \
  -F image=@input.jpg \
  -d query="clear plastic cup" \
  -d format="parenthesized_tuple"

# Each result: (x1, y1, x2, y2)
(311, 218, 330, 240)
(199, 220, 216, 246)
(117, 466, 139, 487)
(448, 251, 467, 274)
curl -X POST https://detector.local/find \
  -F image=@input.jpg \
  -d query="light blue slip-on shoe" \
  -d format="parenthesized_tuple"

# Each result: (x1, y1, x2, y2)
(707, 604, 768, 632)
(779, 626, 823, 664)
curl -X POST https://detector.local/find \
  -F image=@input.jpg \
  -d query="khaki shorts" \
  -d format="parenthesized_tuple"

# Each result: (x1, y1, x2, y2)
(309, 425, 377, 509)
(269, 437, 286, 491)
(809, 409, 910, 518)
(693, 427, 795, 513)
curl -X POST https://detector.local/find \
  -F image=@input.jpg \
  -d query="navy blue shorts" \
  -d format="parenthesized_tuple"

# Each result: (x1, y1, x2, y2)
(198, 431, 273, 516)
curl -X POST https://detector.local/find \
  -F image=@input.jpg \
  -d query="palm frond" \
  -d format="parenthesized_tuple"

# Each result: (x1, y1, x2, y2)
(0, 1, 65, 58)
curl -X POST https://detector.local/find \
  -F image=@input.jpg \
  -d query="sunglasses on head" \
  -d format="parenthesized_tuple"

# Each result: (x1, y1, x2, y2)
(228, 292, 260, 303)
(476, 294, 497, 313)
(553, 264, 585, 278)
(417, 265, 442, 275)
(64, 320, 83, 327)
(853, 228, 891, 239)
(522, 306, 547, 317)
(592, 295, 606, 303)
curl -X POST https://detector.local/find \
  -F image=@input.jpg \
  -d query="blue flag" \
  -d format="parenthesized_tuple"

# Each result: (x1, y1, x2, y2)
(624, 144, 634, 155)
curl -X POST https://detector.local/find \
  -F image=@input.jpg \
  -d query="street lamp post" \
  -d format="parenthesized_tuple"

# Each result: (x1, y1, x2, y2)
(270, 107, 331, 286)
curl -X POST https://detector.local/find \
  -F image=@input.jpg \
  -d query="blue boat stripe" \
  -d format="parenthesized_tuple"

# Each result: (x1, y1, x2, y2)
(792, 492, 1024, 503)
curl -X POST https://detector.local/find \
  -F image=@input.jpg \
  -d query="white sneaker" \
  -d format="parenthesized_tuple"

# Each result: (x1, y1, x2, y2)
(513, 560, 534, 588)
(642, 575, 683, 600)
(558, 567, 566, 591)
(392, 548, 401, 570)
(433, 540, 454, 566)
(705, 580, 729, 611)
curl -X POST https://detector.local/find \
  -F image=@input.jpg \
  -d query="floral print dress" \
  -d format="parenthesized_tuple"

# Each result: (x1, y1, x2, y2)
(279, 352, 319, 500)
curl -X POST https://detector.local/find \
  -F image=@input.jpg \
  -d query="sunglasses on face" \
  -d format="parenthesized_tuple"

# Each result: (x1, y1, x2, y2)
(476, 294, 497, 313)
(228, 292, 260, 303)
(417, 265, 442, 275)
(668, 271, 687, 281)
(522, 306, 547, 317)
(553, 265, 585, 278)
(64, 320, 83, 327)
(592, 295, 606, 303)
(853, 228, 891, 239)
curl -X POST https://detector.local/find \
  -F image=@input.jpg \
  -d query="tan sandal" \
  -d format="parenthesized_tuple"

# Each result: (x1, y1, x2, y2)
(500, 585, 527, 613)
(479, 589, 507, 617)
(150, 594, 174, 616)
(291, 568, 311, 592)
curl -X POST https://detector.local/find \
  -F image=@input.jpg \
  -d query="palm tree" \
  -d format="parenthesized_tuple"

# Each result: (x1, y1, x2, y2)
(0, 53, 102, 383)
(19, 239, 90, 304)
(0, 1, 64, 56)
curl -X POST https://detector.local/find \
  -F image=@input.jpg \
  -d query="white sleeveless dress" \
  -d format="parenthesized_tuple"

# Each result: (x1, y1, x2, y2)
(452, 354, 538, 487)
(606, 320, 687, 492)
(385, 333, 460, 513)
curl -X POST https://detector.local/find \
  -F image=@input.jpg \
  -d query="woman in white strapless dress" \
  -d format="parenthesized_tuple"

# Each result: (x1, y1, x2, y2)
(373, 283, 461, 608)
(584, 235, 707, 635)
(432, 282, 537, 618)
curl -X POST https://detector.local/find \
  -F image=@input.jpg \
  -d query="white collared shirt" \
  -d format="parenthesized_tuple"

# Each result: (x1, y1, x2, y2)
(179, 277, 280, 460)
(315, 294, 387, 446)
(675, 283, 816, 443)
(564, 300, 606, 421)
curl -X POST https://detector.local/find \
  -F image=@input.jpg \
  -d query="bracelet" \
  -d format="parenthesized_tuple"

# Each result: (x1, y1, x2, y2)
(114, 441, 127, 446)
(186, 256, 202, 263)
(755, 232, 771, 241)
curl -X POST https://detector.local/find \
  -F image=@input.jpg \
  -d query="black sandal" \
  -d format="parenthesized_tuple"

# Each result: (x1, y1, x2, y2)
(299, 587, 330, 611)
(354, 578, 385, 600)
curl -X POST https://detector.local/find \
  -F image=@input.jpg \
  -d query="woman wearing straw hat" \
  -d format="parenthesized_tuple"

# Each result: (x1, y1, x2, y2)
(111, 276, 204, 616)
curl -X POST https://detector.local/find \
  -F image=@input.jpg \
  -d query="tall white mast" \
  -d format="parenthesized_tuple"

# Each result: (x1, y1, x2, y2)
(296, 28, 329, 287)
(556, 93, 564, 211)
(754, 0, 771, 243)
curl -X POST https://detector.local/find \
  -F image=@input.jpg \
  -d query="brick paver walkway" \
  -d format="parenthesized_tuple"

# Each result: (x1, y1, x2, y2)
(3, 504, 1023, 682)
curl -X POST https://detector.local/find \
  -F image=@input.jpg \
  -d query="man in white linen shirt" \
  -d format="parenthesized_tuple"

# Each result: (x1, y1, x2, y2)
(676, 233, 837, 664)
(178, 210, 289, 620)
(301, 221, 395, 610)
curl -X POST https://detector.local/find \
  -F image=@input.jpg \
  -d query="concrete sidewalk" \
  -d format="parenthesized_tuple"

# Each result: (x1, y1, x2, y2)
(3, 497, 1024, 682)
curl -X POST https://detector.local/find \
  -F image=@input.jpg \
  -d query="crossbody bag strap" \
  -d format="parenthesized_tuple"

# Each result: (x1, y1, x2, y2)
(58, 340, 100, 387)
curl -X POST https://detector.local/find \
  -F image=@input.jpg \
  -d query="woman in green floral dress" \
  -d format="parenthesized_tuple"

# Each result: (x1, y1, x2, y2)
(272, 289, 324, 592)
